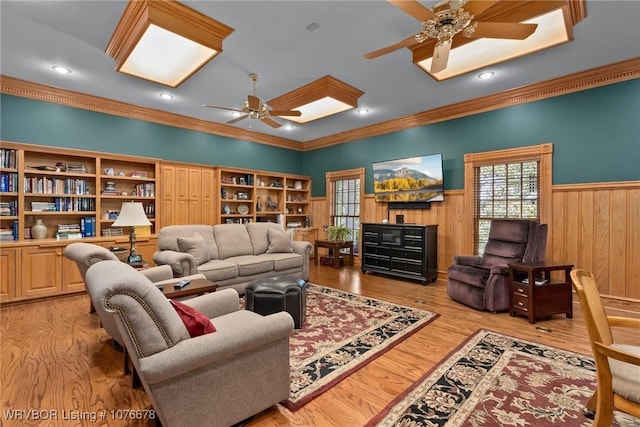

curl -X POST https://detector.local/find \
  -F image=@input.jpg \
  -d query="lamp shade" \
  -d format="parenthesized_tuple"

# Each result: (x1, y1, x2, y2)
(112, 202, 151, 227)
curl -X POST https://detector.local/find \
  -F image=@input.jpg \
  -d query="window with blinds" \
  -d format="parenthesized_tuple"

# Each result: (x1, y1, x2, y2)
(474, 160, 540, 254)
(330, 178, 360, 254)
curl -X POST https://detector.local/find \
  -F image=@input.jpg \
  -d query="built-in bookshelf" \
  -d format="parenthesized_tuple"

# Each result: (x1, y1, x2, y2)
(215, 167, 311, 227)
(0, 142, 160, 242)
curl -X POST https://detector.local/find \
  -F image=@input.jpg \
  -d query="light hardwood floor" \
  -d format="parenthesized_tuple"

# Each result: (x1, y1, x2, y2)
(1, 264, 639, 427)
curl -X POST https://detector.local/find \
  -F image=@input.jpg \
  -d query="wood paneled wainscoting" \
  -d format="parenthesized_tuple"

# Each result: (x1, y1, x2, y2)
(310, 180, 640, 302)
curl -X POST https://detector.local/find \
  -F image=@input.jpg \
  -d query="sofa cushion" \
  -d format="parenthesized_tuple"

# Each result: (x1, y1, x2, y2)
(246, 222, 284, 255)
(157, 224, 219, 260)
(266, 228, 294, 253)
(197, 259, 239, 281)
(261, 253, 304, 271)
(170, 299, 216, 337)
(177, 233, 211, 266)
(226, 255, 274, 276)
(213, 224, 254, 259)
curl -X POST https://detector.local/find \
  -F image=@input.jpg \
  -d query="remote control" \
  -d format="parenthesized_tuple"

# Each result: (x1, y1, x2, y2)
(174, 279, 191, 289)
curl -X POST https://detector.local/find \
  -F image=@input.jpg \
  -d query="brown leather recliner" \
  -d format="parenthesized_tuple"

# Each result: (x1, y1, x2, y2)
(447, 219, 548, 312)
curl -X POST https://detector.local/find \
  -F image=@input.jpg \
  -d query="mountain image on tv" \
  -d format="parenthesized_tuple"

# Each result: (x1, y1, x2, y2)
(373, 154, 444, 202)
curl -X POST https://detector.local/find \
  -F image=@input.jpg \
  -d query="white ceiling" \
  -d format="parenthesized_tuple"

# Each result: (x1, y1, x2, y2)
(1, 1, 639, 144)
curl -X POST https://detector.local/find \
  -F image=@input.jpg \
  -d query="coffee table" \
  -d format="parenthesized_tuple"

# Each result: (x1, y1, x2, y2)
(159, 278, 218, 299)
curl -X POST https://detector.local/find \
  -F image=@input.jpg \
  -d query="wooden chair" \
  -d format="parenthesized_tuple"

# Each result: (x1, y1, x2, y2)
(570, 269, 640, 425)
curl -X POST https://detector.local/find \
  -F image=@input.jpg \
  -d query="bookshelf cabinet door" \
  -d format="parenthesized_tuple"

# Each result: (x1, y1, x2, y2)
(20, 246, 63, 298)
(0, 248, 17, 302)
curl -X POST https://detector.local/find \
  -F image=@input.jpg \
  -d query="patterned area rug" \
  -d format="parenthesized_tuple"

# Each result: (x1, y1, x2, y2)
(368, 329, 640, 426)
(283, 284, 439, 411)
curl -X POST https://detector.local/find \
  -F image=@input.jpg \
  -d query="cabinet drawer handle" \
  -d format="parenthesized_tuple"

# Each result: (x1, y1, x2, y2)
(517, 301, 524, 307)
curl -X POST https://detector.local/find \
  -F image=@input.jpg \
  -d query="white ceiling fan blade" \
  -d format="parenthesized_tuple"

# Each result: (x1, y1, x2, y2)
(431, 40, 452, 74)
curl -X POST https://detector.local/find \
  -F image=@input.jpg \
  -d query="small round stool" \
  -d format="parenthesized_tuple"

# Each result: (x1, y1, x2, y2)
(245, 276, 308, 329)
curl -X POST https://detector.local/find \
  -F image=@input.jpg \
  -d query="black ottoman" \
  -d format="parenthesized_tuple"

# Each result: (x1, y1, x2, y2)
(245, 276, 308, 329)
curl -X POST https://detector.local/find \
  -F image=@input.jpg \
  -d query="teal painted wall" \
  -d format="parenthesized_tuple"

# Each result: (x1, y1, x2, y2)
(2, 79, 639, 198)
(0, 95, 303, 174)
(303, 79, 640, 196)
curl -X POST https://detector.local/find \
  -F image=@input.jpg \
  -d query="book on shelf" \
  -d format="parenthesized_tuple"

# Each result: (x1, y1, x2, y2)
(79, 216, 96, 237)
(55, 232, 83, 240)
(0, 227, 15, 241)
(0, 148, 17, 169)
(130, 170, 149, 178)
(65, 164, 88, 173)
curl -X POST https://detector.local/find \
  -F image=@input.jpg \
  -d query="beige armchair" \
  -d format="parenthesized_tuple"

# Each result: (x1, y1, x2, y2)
(85, 260, 294, 427)
(570, 269, 640, 425)
(63, 242, 204, 346)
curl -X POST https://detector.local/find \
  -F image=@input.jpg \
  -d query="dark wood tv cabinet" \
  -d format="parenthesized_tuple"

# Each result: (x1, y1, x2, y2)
(361, 223, 438, 284)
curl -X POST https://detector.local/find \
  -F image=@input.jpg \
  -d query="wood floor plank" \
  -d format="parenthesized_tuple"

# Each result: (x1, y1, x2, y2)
(1, 264, 638, 427)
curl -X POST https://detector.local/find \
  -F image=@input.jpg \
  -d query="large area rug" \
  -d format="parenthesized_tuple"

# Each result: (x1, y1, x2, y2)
(282, 284, 439, 411)
(367, 329, 640, 427)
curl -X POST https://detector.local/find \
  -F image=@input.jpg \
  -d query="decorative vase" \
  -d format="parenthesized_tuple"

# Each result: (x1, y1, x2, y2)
(31, 219, 48, 239)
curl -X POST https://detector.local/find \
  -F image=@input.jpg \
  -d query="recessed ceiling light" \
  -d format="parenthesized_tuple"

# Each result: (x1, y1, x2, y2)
(357, 108, 369, 114)
(232, 111, 242, 117)
(284, 125, 294, 130)
(159, 93, 174, 100)
(51, 65, 72, 74)
(477, 71, 495, 80)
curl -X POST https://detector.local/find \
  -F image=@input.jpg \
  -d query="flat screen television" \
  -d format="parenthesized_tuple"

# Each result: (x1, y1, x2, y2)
(373, 153, 444, 203)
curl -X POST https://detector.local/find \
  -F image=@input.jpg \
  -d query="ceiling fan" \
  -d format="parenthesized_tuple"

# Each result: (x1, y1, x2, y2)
(365, 0, 538, 73)
(203, 74, 301, 128)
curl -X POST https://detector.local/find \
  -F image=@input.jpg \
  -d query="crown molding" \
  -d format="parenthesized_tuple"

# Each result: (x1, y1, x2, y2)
(2, 57, 638, 153)
(0, 75, 303, 151)
(303, 57, 640, 151)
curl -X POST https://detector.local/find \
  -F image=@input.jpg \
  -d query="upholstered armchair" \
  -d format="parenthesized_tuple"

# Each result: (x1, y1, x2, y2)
(571, 269, 640, 425)
(64, 242, 205, 346)
(447, 219, 547, 312)
(85, 261, 294, 427)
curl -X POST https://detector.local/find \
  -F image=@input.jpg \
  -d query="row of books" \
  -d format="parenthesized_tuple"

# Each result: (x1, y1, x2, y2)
(0, 201, 18, 216)
(31, 201, 56, 212)
(0, 148, 17, 169)
(24, 177, 91, 195)
(0, 172, 18, 192)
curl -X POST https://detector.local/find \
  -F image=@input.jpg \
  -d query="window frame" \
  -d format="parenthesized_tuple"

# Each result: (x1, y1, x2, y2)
(463, 143, 553, 254)
(326, 167, 365, 255)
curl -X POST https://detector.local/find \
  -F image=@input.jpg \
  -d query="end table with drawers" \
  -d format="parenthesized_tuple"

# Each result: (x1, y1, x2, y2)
(508, 261, 574, 324)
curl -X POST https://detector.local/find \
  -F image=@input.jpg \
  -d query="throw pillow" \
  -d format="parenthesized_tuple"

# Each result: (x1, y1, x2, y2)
(170, 300, 216, 337)
(177, 233, 211, 266)
(266, 228, 294, 253)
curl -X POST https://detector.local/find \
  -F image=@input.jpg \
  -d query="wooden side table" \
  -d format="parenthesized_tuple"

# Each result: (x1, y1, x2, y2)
(314, 240, 354, 269)
(159, 278, 218, 299)
(508, 262, 574, 324)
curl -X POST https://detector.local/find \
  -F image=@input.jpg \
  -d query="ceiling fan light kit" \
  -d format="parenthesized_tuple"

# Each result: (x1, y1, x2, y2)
(204, 74, 302, 129)
(366, 0, 574, 81)
(413, 7, 572, 81)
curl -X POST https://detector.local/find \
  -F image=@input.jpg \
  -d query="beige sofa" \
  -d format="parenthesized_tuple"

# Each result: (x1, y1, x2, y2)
(153, 223, 312, 294)
(85, 260, 293, 427)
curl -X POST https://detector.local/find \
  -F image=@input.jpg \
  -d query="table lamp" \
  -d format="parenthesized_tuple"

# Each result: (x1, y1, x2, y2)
(112, 202, 151, 265)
